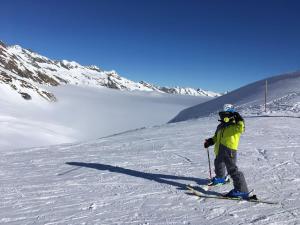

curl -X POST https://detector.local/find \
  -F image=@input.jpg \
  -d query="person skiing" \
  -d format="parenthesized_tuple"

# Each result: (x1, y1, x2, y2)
(204, 104, 249, 199)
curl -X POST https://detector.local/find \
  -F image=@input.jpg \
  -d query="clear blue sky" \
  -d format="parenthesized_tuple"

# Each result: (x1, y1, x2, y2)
(1, 0, 300, 92)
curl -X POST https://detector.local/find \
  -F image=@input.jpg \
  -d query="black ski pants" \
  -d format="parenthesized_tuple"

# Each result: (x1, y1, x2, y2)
(214, 144, 249, 193)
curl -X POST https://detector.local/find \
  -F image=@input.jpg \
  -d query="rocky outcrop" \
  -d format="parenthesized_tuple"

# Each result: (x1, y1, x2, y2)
(0, 70, 57, 102)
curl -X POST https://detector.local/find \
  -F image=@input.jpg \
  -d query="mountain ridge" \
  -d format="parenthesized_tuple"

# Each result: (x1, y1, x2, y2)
(0, 41, 220, 101)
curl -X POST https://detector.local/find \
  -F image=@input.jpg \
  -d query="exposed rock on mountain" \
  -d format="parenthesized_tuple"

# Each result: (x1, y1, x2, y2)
(0, 42, 220, 101)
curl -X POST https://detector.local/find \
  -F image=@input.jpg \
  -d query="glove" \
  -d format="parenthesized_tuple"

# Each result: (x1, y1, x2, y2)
(233, 112, 244, 122)
(204, 138, 214, 148)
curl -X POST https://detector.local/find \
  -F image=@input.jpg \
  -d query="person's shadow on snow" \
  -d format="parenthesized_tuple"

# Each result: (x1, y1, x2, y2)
(65, 162, 219, 195)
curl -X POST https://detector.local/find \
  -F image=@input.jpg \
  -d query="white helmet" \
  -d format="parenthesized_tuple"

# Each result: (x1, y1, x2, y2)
(223, 104, 235, 113)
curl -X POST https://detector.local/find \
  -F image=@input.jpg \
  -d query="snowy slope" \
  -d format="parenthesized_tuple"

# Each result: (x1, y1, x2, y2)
(1, 116, 299, 224)
(0, 84, 209, 150)
(170, 71, 300, 123)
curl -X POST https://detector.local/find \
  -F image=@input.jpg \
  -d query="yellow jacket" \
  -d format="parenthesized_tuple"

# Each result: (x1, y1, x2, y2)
(212, 121, 245, 155)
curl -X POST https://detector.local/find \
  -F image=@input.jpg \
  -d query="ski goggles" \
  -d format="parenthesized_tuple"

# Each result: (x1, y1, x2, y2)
(219, 111, 234, 123)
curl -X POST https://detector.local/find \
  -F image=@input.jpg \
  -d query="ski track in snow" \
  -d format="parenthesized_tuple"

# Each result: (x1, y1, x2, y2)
(1, 117, 300, 225)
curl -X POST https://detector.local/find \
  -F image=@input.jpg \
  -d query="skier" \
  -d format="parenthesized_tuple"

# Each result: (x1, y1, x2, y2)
(204, 104, 249, 199)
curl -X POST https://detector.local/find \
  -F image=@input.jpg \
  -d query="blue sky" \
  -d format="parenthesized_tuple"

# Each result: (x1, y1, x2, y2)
(1, 0, 300, 92)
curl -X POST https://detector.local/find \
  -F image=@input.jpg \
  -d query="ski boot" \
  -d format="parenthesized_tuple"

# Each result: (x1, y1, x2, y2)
(224, 189, 250, 200)
(208, 175, 230, 186)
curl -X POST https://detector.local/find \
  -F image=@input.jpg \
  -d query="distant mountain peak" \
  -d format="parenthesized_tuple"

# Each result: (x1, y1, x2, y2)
(0, 43, 221, 101)
(60, 60, 82, 69)
(86, 65, 101, 72)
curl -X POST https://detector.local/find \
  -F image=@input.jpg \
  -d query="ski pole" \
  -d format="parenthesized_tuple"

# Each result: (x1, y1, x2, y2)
(206, 147, 212, 180)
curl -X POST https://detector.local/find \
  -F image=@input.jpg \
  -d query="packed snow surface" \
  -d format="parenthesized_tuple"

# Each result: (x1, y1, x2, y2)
(1, 116, 299, 224)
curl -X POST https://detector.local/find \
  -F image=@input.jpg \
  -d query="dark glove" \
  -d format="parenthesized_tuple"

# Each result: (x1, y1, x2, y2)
(204, 138, 214, 148)
(233, 112, 244, 122)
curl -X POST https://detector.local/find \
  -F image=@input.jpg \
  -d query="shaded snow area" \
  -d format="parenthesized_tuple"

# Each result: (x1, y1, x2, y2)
(170, 71, 300, 123)
(0, 84, 209, 150)
(1, 116, 299, 224)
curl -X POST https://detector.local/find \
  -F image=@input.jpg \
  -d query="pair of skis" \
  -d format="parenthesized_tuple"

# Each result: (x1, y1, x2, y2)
(187, 185, 278, 205)
(200, 148, 277, 204)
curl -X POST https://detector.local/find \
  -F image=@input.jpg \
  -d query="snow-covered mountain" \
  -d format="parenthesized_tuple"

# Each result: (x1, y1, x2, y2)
(170, 71, 300, 123)
(1, 42, 300, 224)
(139, 81, 220, 97)
(0, 41, 217, 150)
(0, 41, 220, 102)
(2, 75, 299, 224)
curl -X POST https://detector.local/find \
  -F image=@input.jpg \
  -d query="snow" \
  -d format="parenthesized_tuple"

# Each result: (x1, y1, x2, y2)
(0, 84, 209, 150)
(1, 44, 300, 224)
(60, 60, 82, 69)
(2, 44, 220, 97)
(170, 71, 300, 123)
(1, 116, 299, 224)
